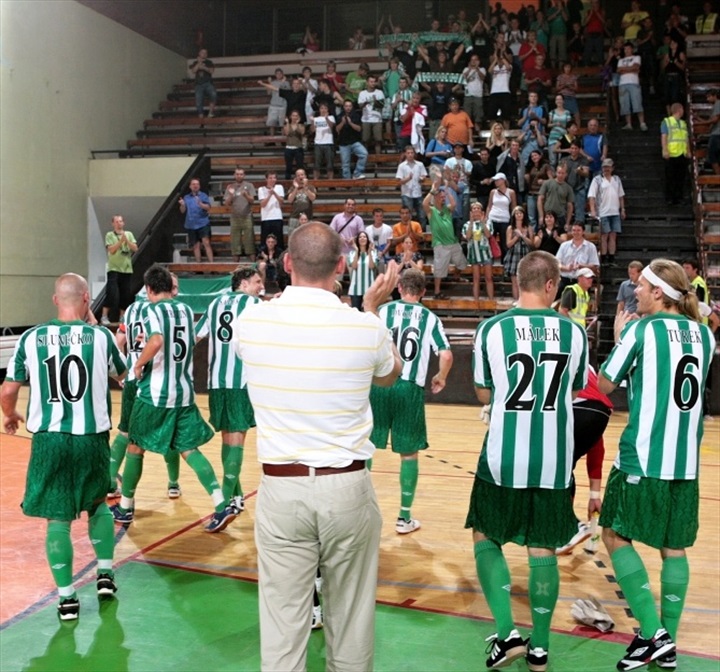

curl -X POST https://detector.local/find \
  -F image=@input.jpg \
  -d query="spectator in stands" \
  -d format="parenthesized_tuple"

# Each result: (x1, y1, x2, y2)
(504, 206, 535, 301)
(287, 169, 317, 238)
(559, 267, 595, 328)
(223, 168, 256, 261)
(487, 48, 513, 129)
(358, 75, 385, 156)
(530, 9, 550, 48)
(256, 233, 283, 286)
(257, 171, 285, 247)
(692, 88, 720, 175)
(393, 235, 425, 272)
(621, 1, 649, 41)
(261, 69, 289, 136)
(505, 15, 527, 80)
(524, 52, 553, 108)
(391, 205, 425, 255)
(547, 0, 569, 69)
(538, 161, 574, 231)
(366, 208, 394, 266)
(588, 158, 626, 267)
(496, 138, 525, 199)
(283, 110, 305, 179)
(444, 142, 474, 231)
(462, 54, 487, 135)
(348, 26, 368, 50)
(180, 178, 214, 263)
(567, 21, 584, 66)
(486, 121, 509, 166)
(301, 66, 319, 121)
(347, 231, 377, 310)
(463, 202, 495, 301)
(345, 63, 370, 105)
(618, 41, 648, 132)
(525, 150, 555, 229)
(397, 146, 429, 228)
(336, 100, 368, 180)
(695, 2, 719, 34)
(380, 58, 405, 139)
(323, 60, 345, 95)
(330, 198, 365, 255)
(442, 98, 474, 150)
(258, 76, 307, 123)
(470, 147, 496, 210)
(556, 62, 580, 128)
(661, 37, 686, 116)
(616, 260, 643, 316)
(426, 126, 454, 167)
(661, 102, 691, 206)
(583, 118, 608, 177)
(563, 141, 591, 224)
(302, 26, 320, 53)
(101, 215, 137, 325)
(605, 37, 623, 124)
(391, 76, 413, 148)
(547, 94, 573, 167)
(424, 82, 452, 141)
(486, 172, 517, 260)
(310, 103, 335, 180)
(666, 12, 690, 47)
(583, 0, 607, 66)
(313, 79, 342, 117)
(552, 121, 581, 164)
(534, 211, 567, 254)
(519, 30, 547, 77)
(555, 222, 600, 291)
(398, 92, 428, 155)
(189, 49, 217, 119)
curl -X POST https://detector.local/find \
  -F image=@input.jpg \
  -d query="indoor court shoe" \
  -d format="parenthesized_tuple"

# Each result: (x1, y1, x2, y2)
(107, 484, 121, 499)
(96, 573, 117, 597)
(616, 628, 674, 671)
(556, 521, 593, 555)
(484, 629, 526, 668)
(395, 517, 421, 534)
(167, 484, 182, 499)
(655, 651, 677, 669)
(231, 495, 245, 513)
(57, 597, 80, 621)
(110, 504, 134, 525)
(100, 316, 111, 326)
(311, 605, 323, 630)
(526, 643, 548, 672)
(205, 504, 237, 533)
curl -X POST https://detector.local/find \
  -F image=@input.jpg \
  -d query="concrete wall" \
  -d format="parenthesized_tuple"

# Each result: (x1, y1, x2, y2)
(0, 0, 186, 328)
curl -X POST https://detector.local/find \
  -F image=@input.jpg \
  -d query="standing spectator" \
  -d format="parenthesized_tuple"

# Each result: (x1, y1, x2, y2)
(487, 172, 517, 260)
(530, 9, 550, 48)
(223, 168, 256, 261)
(618, 42, 648, 131)
(547, 94, 573, 167)
(661, 37, 687, 116)
(524, 52, 554, 107)
(504, 206, 535, 300)
(606, 37, 624, 124)
(347, 231, 377, 310)
(283, 110, 305, 179)
(462, 53, 487, 135)
(583, 0, 607, 65)
(233, 222, 401, 672)
(380, 57, 405, 139)
(358, 75, 385, 156)
(692, 88, 720, 175)
(424, 82, 452, 141)
(486, 121, 510, 166)
(261, 69, 289, 136)
(396, 146, 428, 227)
(302, 26, 321, 53)
(682, 258, 711, 324)
(257, 171, 285, 247)
(468, 251, 588, 672)
(588, 158, 626, 266)
(567, 22, 584, 66)
(582, 118, 608, 177)
(518, 90, 548, 165)
(547, 0, 569, 68)
(487, 49, 514, 128)
(616, 260, 643, 316)
(621, 0, 649, 40)
(365, 208, 394, 263)
(323, 60, 345, 95)
(636, 17, 658, 97)
(336, 100, 368, 180)
(348, 26, 368, 50)
(661, 102, 691, 206)
(534, 211, 567, 254)
(287, 169, 317, 238)
(598, 259, 713, 672)
(563, 141, 591, 224)
(444, 141, 474, 225)
(525, 150, 554, 229)
(556, 62, 580, 128)
(301, 66, 318, 121)
(180, 178, 214, 263)
(463, 202, 495, 301)
(391, 76, 414, 147)
(1, 274, 126, 621)
(329, 198, 365, 255)
(345, 62, 370, 104)
(189, 48, 217, 119)
(496, 138, 525, 199)
(101, 215, 137, 325)
(313, 78, 342, 117)
(538, 161, 575, 231)
(471, 147, 497, 209)
(519, 30, 547, 77)
(310, 103, 336, 180)
(425, 125, 454, 167)
(398, 92, 428, 153)
(556, 222, 600, 291)
(441, 97, 475, 149)
(559, 267, 595, 327)
(390, 205, 425, 255)
(258, 76, 307, 123)
(695, 1, 719, 34)
(369, 268, 453, 534)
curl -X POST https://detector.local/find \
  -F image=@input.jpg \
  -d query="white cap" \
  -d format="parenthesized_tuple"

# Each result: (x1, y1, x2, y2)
(577, 267, 595, 278)
(492, 172, 507, 181)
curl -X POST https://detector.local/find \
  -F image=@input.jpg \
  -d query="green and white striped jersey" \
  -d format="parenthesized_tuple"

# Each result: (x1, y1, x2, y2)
(6, 320, 126, 434)
(118, 299, 149, 382)
(380, 300, 450, 387)
(138, 299, 196, 408)
(196, 292, 260, 389)
(347, 250, 378, 297)
(473, 308, 588, 489)
(601, 313, 714, 480)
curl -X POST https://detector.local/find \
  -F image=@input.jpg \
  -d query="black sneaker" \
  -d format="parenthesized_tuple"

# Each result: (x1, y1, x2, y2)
(484, 629, 526, 668)
(96, 573, 117, 597)
(57, 597, 80, 621)
(616, 628, 675, 671)
(526, 641, 548, 672)
(655, 651, 677, 669)
(205, 504, 237, 533)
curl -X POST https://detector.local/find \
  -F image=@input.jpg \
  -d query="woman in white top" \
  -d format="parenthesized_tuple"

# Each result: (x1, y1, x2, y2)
(257, 171, 285, 245)
(347, 231, 377, 310)
(311, 103, 336, 179)
(486, 172, 517, 260)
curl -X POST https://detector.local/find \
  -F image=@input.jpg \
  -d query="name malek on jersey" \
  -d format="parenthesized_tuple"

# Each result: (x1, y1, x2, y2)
(37, 333, 94, 347)
(514, 326, 561, 342)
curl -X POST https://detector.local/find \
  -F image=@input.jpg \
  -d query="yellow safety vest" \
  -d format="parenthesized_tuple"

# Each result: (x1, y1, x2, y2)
(567, 283, 590, 327)
(691, 275, 710, 325)
(663, 116, 688, 158)
(696, 13, 717, 34)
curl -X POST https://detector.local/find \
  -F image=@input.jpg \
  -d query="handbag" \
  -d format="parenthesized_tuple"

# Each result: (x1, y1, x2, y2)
(489, 234, 502, 260)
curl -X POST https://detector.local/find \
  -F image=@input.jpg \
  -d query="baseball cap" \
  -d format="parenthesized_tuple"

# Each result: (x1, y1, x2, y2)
(602, 158, 614, 167)
(453, 141, 466, 147)
(577, 268, 595, 278)
(491, 172, 507, 181)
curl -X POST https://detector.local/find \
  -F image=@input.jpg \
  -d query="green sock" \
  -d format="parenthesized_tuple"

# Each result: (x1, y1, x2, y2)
(88, 503, 115, 577)
(46, 521, 74, 592)
(109, 434, 129, 486)
(221, 443, 244, 500)
(611, 545, 663, 639)
(120, 452, 144, 500)
(660, 555, 689, 641)
(399, 458, 419, 519)
(474, 539, 515, 639)
(164, 450, 180, 486)
(528, 555, 560, 650)
(184, 450, 224, 511)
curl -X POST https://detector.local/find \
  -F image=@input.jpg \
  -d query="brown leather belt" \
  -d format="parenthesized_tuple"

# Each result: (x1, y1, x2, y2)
(262, 460, 366, 477)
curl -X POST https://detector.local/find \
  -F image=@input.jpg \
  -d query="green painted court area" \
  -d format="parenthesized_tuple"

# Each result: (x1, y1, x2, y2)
(2, 561, 717, 672)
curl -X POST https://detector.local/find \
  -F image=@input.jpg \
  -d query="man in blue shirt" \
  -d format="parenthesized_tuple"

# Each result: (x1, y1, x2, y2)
(582, 118, 607, 178)
(178, 178, 214, 263)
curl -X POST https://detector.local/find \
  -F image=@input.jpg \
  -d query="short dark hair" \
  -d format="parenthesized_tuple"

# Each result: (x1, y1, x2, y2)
(144, 264, 173, 294)
(373, 207, 384, 215)
(682, 258, 700, 271)
(265, 170, 277, 178)
(231, 267, 260, 291)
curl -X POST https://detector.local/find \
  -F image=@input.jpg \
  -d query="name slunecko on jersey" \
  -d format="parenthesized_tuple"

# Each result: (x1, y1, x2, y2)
(37, 333, 94, 346)
(514, 326, 560, 342)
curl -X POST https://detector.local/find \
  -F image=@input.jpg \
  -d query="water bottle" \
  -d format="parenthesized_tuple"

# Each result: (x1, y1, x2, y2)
(584, 512, 600, 554)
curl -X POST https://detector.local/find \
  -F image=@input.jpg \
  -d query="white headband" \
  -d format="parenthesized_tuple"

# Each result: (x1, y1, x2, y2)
(642, 266, 683, 301)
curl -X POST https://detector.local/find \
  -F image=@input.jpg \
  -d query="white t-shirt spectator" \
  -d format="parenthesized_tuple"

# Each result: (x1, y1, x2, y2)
(618, 55, 641, 86)
(358, 90, 385, 124)
(396, 160, 428, 198)
(258, 185, 286, 221)
(365, 223, 394, 255)
(490, 64, 512, 94)
(313, 115, 336, 145)
(462, 66, 487, 97)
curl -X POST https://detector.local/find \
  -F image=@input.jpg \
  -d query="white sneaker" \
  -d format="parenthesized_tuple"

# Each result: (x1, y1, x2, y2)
(395, 517, 421, 534)
(167, 485, 182, 499)
(100, 316, 111, 326)
(311, 604, 323, 630)
(231, 495, 245, 513)
(556, 521, 593, 555)
(314, 573, 323, 595)
(640, 122, 648, 131)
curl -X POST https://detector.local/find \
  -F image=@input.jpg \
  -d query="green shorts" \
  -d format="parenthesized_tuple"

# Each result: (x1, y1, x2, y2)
(208, 387, 255, 433)
(23, 431, 111, 521)
(128, 398, 214, 456)
(465, 478, 577, 549)
(117, 379, 138, 433)
(369, 379, 428, 454)
(599, 466, 699, 550)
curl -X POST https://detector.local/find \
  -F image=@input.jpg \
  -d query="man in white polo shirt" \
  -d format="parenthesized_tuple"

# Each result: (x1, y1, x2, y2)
(234, 222, 401, 672)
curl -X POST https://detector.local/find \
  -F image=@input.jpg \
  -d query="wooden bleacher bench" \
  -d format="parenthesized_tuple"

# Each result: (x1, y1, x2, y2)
(0, 335, 20, 370)
(144, 116, 266, 130)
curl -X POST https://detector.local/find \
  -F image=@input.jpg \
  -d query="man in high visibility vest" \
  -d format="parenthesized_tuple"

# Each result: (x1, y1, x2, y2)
(661, 102, 691, 205)
(682, 258, 711, 325)
(559, 267, 595, 328)
(695, 2, 718, 34)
